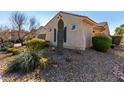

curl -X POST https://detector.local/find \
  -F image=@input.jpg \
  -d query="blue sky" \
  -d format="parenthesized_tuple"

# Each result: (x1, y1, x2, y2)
(0, 11, 124, 35)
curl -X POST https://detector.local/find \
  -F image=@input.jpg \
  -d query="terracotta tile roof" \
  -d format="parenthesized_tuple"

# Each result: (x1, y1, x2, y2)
(97, 22, 107, 27)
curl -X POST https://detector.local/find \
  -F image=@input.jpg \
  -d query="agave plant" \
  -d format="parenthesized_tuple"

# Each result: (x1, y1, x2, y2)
(6, 38, 48, 74)
(6, 52, 40, 74)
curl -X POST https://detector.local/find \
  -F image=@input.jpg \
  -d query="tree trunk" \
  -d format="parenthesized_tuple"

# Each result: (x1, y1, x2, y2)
(0, 38, 4, 43)
(18, 27, 23, 46)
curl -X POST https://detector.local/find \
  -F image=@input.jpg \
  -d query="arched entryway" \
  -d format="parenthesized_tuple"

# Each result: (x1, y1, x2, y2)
(57, 19, 64, 49)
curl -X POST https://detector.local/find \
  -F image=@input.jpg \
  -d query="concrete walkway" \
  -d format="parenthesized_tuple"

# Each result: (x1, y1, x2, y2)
(14, 43, 21, 47)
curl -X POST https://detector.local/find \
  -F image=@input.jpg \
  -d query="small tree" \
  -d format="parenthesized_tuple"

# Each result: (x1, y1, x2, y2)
(29, 17, 39, 39)
(29, 17, 37, 31)
(120, 24, 124, 27)
(10, 12, 27, 45)
(114, 27, 124, 36)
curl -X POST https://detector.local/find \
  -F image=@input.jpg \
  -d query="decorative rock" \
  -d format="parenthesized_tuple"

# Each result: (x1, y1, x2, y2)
(113, 64, 124, 82)
(52, 64, 58, 68)
(51, 47, 56, 51)
(65, 56, 72, 62)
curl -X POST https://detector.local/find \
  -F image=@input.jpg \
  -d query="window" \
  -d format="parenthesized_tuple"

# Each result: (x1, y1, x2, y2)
(71, 24, 77, 30)
(72, 25, 76, 30)
(49, 29, 52, 32)
(54, 28, 56, 42)
(37, 34, 46, 39)
(64, 27, 67, 42)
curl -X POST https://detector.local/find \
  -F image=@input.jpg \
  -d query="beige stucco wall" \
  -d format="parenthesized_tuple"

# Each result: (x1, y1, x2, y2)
(36, 27, 48, 38)
(93, 22, 110, 37)
(92, 28, 103, 36)
(92, 26, 110, 37)
(37, 12, 110, 50)
(82, 21, 93, 48)
(37, 13, 86, 50)
(103, 24, 110, 35)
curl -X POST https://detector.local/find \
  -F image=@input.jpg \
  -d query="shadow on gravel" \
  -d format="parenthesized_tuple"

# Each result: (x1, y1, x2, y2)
(39, 48, 124, 82)
(0, 52, 12, 61)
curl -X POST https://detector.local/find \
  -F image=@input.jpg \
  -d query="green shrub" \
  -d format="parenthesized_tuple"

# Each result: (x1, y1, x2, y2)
(8, 48, 20, 55)
(92, 35, 112, 52)
(0, 47, 7, 51)
(39, 57, 51, 70)
(25, 38, 48, 52)
(0, 42, 14, 51)
(111, 36, 123, 45)
(7, 46, 26, 55)
(5, 39, 49, 74)
(5, 52, 40, 74)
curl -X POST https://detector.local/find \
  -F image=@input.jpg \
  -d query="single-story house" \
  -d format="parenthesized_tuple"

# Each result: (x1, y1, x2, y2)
(36, 11, 110, 50)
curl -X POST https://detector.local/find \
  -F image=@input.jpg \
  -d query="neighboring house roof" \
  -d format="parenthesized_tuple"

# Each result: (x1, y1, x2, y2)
(37, 26, 48, 31)
(37, 34, 46, 39)
(97, 22, 107, 27)
(94, 22, 107, 29)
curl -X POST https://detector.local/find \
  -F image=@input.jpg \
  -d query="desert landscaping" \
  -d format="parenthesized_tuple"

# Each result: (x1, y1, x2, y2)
(0, 45, 124, 82)
(1, 11, 124, 82)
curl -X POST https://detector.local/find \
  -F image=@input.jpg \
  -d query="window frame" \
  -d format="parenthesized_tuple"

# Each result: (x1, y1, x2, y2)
(64, 26, 67, 42)
(71, 24, 78, 31)
(54, 28, 56, 42)
(49, 28, 52, 32)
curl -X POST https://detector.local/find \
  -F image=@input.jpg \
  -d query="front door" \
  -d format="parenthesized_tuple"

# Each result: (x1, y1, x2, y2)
(57, 19, 64, 49)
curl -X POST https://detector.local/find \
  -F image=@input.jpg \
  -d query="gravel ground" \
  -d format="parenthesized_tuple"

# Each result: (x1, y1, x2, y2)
(41, 48, 124, 82)
(0, 52, 15, 74)
(0, 52, 46, 82)
(2, 69, 46, 82)
(1, 46, 124, 82)
(0, 52, 15, 82)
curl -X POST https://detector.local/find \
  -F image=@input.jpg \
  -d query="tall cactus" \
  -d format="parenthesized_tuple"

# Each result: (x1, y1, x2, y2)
(57, 19, 64, 54)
